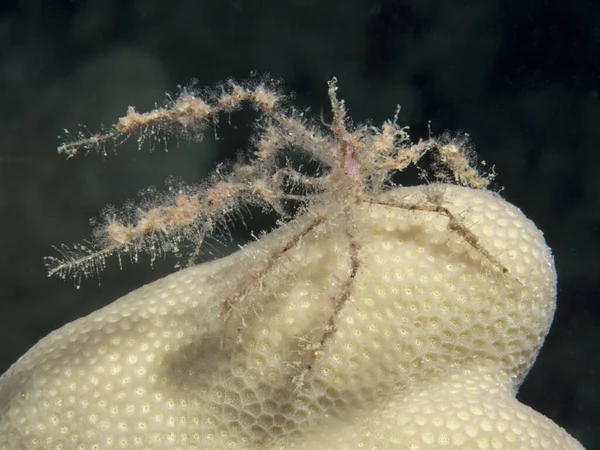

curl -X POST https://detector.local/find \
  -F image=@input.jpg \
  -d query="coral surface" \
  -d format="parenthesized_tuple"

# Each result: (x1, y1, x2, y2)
(0, 78, 585, 448)
(0, 185, 584, 449)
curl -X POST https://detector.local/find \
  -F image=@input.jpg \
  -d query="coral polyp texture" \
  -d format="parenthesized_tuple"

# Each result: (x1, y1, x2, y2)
(0, 78, 584, 449)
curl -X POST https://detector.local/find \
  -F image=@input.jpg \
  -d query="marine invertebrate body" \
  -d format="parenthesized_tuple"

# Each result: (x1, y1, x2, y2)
(0, 78, 585, 449)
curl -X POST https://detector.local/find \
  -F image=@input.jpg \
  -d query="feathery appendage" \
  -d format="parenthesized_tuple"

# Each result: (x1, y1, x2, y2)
(45, 76, 498, 285)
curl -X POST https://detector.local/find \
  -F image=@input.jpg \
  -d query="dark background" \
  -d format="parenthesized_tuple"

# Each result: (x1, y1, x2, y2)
(0, 0, 598, 447)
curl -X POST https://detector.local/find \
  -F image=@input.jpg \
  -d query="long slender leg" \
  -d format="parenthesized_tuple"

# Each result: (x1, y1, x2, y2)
(311, 228, 360, 360)
(292, 211, 360, 390)
(365, 197, 508, 274)
(295, 207, 361, 368)
(220, 215, 326, 319)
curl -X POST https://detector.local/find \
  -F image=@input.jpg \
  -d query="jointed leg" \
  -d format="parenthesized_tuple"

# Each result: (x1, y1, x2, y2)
(292, 214, 360, 390)
(367, 198, 508, 274)
(220, 215, 326, 319)
(307, 211, 361, 363)
(313, 235, 360, 359)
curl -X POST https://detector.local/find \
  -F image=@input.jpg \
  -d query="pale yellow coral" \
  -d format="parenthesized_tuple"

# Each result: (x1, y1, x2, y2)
(0, 184, 584, 449)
